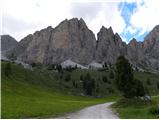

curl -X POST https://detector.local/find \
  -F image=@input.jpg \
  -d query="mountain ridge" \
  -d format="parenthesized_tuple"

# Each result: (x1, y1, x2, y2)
(1, 18, 159, 72)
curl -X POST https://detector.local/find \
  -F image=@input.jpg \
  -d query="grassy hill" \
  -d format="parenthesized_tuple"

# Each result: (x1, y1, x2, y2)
(1, 61, 159, 118)
(1, 61, 119, 118)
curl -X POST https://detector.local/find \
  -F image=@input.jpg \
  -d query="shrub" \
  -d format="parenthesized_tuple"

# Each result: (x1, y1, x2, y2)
(64, 74, 71, 82)
(73, 80, 78, 88)
(109, 70, 114, 79)
(149, 106, 159, 116)
(82, 73, 95, 95)
(146, 78, 151, 85)
(102, 76, 108, 83)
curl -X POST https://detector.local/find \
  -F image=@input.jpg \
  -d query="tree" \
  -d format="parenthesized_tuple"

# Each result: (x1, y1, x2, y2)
(56, 64, 63, 73)
(146, 78, 151, 85)
(4, 62, 12, 77)
(133, 79, 145, 97)
(102, 76, 108, 83)
(64, 74, 71, 82)
(80, 75, 83, 81)
(73, 80, 78, 88)
(82, 73, 95, 95)
(115, 56, 145, 98)
(109, 70, 114, 79)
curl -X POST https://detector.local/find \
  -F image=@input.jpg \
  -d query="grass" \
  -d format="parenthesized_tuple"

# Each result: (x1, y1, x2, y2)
(111, 96, 159, 119)
(1, 61, 119, 118)
(1, 61, 159, 118)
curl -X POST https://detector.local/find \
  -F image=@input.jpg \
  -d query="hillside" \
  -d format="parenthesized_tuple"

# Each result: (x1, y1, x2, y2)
(1, 60, 159, 118)
(1, 61, 119, 118)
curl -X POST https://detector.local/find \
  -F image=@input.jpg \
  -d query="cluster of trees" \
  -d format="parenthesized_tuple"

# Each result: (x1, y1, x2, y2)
(47, 64, 78, 72)
(81, 73, 95, 96)
(115, 56, 146, 98)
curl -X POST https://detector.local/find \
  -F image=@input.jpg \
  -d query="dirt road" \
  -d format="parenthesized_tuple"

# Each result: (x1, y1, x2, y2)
(56, 102, 119, 119)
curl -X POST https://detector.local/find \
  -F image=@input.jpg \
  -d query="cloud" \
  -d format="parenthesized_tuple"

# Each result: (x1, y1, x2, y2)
(1, 0, 72, 41)
(130, 0, 160, 34)
(2, 0, 159, 42)
(70, 2, 126, 38)
(70, 2, 102, 22)
(123, 0, 159, 41)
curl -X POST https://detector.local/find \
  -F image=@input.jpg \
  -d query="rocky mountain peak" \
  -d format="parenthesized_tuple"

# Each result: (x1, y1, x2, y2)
(1, 18, 158, 72)
(1, 35, 18, 51)
(108, 26, 114, 35)
(128, 38, 138, 45)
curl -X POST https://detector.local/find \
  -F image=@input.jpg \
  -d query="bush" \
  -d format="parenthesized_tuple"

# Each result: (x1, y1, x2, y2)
(102, 76, 108, 83)
(149, 106, 159, 116)
(82, 73, 95, 95)
(80, 75, 83, 81)
(146, 78, 151, 85)
(109, 70, 114, 79)
(73, 80, 78, 88)
(133, 79, 146, 97)
(64, 74, 71, 82)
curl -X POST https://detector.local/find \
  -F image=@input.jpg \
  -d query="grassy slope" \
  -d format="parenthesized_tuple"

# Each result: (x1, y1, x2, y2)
(112, 96, 159, 119)
(1, 61, 159, 118)
(1, 61, 119, 118)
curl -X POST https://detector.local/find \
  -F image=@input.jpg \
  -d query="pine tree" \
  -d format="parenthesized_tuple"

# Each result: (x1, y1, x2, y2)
(115, 56, 145, 98)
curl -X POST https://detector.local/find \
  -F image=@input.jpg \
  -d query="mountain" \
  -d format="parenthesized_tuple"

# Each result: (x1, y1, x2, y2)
(95, 26, 127, 64)
(127, 25, 159, 71)
(1, 18, 159, 72)
(13, 18, 96, 65)
(1, 35, 18, 51)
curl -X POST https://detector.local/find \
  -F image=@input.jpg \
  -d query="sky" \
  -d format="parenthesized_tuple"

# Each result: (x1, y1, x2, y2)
(1, 0, 160, 43)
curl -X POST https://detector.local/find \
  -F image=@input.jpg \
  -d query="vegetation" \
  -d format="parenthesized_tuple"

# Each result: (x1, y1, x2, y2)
(82, 73, 95, 95)
(1, 60, 159, 118)
(112, 96, 159, 119)
(1, 61, 119, 119)
(115, 56, 146, 98)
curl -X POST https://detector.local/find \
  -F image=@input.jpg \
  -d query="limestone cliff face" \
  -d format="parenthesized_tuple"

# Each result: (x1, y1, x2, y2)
(1, 18, 158, 71)
(127, 25, 159, 71)
(18, 18, 96, 65)
(1, 35, 18, 51)
(47, 18, 96, 65)
(142, 25, 159, 70)
(95, 26, 127, 64)
(95, 25, 159, 71)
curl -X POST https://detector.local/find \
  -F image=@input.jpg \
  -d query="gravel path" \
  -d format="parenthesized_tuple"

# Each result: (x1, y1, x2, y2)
(56, 102, 119, 119)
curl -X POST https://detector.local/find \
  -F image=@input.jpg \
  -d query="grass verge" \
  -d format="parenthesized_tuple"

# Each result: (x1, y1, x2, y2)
(111, 96, 159, 119)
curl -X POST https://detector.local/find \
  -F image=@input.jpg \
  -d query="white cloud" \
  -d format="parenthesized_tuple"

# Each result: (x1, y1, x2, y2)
(1, 0, 72, 41)
(129, 0, 160, 36)
(85, 2, 126, 37)
(2, 0, 158, 42)
(1, 0, 127, 41)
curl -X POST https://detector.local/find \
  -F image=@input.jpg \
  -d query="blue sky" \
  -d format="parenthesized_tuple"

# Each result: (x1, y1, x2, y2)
(118, 2, 149, 42)
(1, 0, 159, 42)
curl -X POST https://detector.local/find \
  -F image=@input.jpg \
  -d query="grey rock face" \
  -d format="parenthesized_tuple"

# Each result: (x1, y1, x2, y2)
(2, 18, 158, 72)
(95, 26, 127, 64)
(1, 35, 18, 51)
(15, 18, 96, 65)
(142, 25, 159, 71)
(127, 25, 159, 71)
